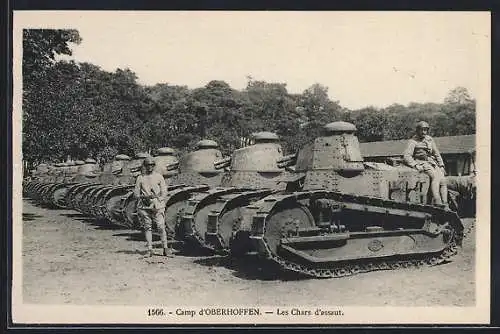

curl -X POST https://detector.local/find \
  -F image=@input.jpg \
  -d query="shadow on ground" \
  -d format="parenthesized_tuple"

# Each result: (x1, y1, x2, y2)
(113, 231, 145, 241)
(27, 200, 67, 211)
(112, 231, 180, 243)
(110, 228, 306, 281)
(62, 213, 89, 218)
(85, 218, 129, 231)
(173, 243, 214, 257)
(115, 249, 147, 256)
(22, 212, 42, 221)
(194, 255, 308, 282)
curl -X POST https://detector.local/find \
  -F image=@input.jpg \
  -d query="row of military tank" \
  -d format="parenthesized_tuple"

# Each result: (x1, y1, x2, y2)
(23, 122, 464, 278)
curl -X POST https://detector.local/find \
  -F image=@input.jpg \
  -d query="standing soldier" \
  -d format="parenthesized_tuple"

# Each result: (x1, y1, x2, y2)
(403, 121, 449, 209)
(134, 157, 172, 257)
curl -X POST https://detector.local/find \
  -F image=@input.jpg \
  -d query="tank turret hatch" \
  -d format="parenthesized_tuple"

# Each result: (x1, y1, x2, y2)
(157, 147, 176, 156)
(252, 132, 280, 143)
(106, 155, 131, 177)
(153, 148, 179, 177)
(125, 152, 151, 177)
(197, 139, 219, 149)
(115, 154, 131, 161)
(135, 152, 151, 159)
(323, 121, 357, 134)
(78, 159, 100, 175)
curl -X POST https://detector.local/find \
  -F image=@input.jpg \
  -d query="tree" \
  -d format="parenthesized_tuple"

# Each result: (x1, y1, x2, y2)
(22, 29, 82, 166)
(143, 83, 191, 151)
(293, 84, 343, 149)
(343, 107, 388, 142)
(23, 56, 156, 164)
(444, 87, 475, 105)
(21, 29, 477, 166)
(343, 97, 476, 143)
(241, 79, 301, 153)
(190, 80, 247, 154)
(23, 29, 82, 85)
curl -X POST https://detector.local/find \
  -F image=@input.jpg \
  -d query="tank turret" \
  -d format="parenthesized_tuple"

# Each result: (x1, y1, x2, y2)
(171, 139, 225, 187)
(178, 132, 290, 250)
(53, 162, 69, 182)
(295, 121, 364, 176)
(125, 152, 150, 179)
(153, 147, 179, 178)
(99, 154, 131, 184)
(32, 163, 50, 179)
(280, 121, 427, 201)
(221, 131, 287, 189)
(73, 158, 100, 182)
(65, 161, 81, 181)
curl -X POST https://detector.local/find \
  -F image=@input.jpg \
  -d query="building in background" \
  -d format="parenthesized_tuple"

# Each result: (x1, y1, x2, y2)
(360, 134, 476, 217)
(359, 134, 476, 177)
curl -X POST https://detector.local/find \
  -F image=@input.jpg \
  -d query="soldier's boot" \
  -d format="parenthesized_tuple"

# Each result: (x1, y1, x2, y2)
(163, 247, 173, 258)
(160, 226, 172, 257)
(145, 230, 154, 257)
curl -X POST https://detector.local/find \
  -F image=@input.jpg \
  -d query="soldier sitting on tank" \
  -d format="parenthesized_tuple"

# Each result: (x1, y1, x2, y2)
(134, 157, 172, 258)
(403, 121, 448, 209)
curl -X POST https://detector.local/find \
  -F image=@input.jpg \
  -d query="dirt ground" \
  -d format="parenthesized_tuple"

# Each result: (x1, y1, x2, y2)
(21, 199, 476, 306)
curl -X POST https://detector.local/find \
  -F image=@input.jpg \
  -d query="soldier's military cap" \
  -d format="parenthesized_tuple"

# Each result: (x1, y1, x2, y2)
(416, 121, 430, 129)
(143, 157, 156, 166)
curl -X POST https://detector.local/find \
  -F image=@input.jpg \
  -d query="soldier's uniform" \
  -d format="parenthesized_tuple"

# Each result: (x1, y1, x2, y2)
(403, 121, 448, 207)
(403, 134, 445, 172)
(134, 157, 171, 257)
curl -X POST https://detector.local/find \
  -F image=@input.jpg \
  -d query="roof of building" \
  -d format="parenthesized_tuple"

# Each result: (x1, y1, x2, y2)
(360, 134, 476, 158)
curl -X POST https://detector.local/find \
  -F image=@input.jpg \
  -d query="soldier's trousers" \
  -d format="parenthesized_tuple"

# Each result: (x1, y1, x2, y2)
(137, 208, 166, 231)
(416, 161, 447, 205)
(137, 208, 168, 250)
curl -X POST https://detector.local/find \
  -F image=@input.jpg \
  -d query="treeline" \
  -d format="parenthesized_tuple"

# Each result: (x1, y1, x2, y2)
(22, 29, 476, 166)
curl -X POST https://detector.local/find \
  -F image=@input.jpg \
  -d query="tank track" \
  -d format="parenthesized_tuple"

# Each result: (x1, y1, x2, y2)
(181, 187, 247, 247)
(252, 190, 464, 279)
(103, 184, 209, 230)
(198, 189, 275, 251)
(64, 183, 96, 209)
(266, 237, 458, 279)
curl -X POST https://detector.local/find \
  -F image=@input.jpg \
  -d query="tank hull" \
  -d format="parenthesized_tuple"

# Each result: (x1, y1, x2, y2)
(247, 190, 463, 278)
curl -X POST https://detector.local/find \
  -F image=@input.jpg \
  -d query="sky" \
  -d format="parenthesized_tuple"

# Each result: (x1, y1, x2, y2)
(14, 11, 490, 109)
